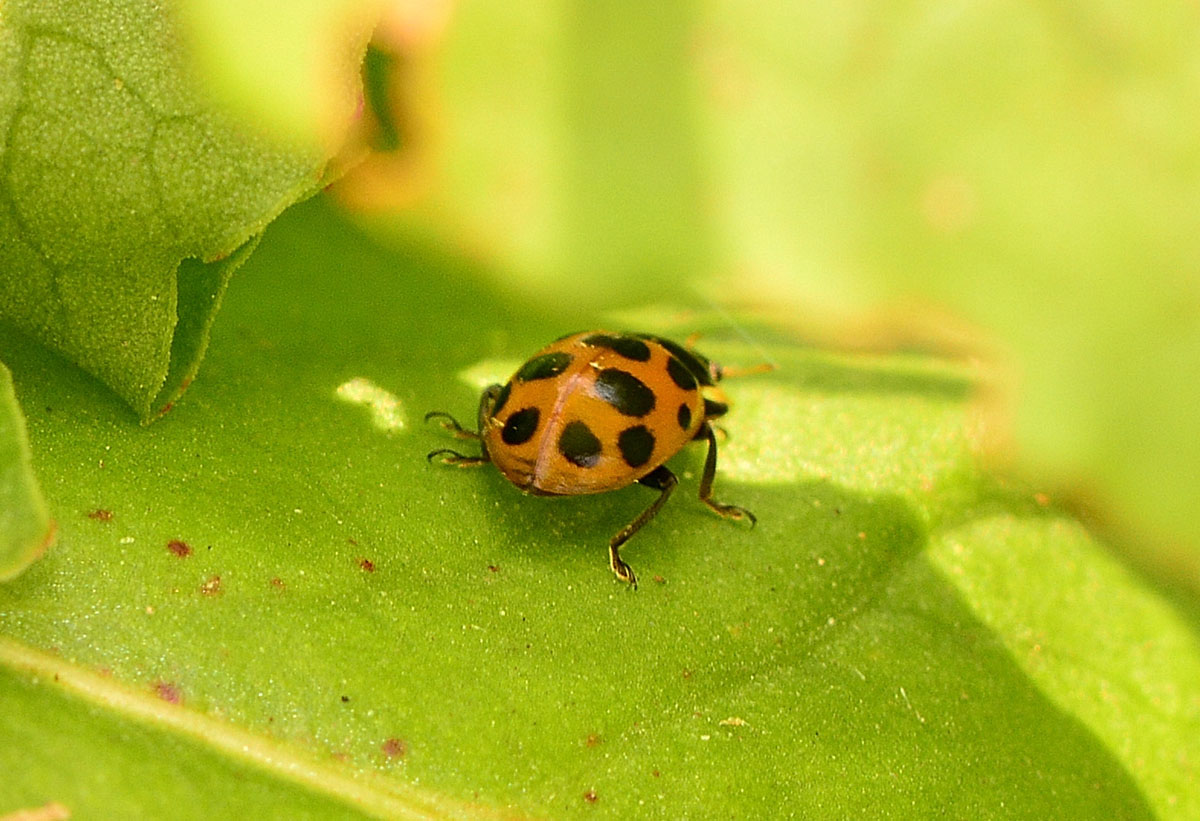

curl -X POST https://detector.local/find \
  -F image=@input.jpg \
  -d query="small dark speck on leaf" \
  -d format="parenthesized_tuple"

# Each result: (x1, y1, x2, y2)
(270, 577, 286, 590)
(154, 681, 182, 703)
(200, 575, 222, 596)
(583, 789, 598, 804)
(682, 668, 693, 680)
(487, 565, 500, 573)
(159, 402, 174, 415)
(358, 557, 376, 572)
(652, 574, 666, 584)
(88, 509, 113, 521)
(652, 769, 661, 778)
(585, 733, 602, 748)
(341, 695, 350, 703)
(167, 539, 191, 557)
(381, 738, 407, 759)
(348, 537, 359, 546)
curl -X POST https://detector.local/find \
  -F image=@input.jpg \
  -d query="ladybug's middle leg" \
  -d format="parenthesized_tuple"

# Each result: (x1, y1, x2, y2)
(697, 423, 756, 525)
(607, 465, 678, 588)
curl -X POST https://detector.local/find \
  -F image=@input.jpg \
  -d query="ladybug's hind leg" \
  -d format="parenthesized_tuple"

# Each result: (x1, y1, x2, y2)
(607, 465, 678, 589)
(697, 423, 756, 526)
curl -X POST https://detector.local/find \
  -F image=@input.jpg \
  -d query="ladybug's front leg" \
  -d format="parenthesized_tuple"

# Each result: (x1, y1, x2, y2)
(425, 383, 504, 467)
(608, 465, 678, 589)
(423, 411, 481, 441)
(697, 423, 756, 525)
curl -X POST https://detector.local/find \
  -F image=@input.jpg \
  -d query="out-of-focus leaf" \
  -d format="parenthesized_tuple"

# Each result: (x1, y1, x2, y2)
(0, 0, 347, 420)
(0, 362, 52, 581)
(345, 0, 1200, 587)
(174, 0, 382, 151)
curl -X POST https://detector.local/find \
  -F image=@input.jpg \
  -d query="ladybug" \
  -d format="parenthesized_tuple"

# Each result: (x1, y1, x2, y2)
(425, 331, 764, 587)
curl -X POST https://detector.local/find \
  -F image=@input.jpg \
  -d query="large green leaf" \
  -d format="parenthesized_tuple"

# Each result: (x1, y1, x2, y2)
(0, 0, 348, 420)
(1, 198, 1195, 817)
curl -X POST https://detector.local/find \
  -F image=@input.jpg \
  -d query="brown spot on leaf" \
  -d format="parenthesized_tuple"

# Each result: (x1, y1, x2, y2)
(154, 681, 182, 704)
(87, 509, 113, 522)
(381, 737, 407, 759)
(584, 733, 602, 748)
(583, 789, 598, 804)
(200, 575, 222, 596)
(167, 540, 192, 558)
(652, 574, 666, 584)
(487, 564, 500, 573)
(270, 577, 286, 591)
(358, 557, 376, 572)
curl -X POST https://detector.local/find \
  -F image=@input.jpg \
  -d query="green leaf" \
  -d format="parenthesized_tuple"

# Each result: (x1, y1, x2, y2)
(0, 362, 52, 580)
(0, 0, 336, 420)
(1, 198, 1195, 817)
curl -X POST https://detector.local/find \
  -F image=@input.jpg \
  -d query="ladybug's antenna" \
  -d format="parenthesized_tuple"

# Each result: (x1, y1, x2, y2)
(694, 290, 781, 374)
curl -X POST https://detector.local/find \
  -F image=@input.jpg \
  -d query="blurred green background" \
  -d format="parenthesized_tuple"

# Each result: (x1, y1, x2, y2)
(347, 0, 1200, 590)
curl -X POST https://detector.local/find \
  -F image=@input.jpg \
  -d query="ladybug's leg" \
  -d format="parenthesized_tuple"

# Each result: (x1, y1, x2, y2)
(425, 384, 503, 467)
(426, 449, 489, 467)
(608, 465, 678, 588)
(697, 423, 756, 525)
(423, 411, 480, 441)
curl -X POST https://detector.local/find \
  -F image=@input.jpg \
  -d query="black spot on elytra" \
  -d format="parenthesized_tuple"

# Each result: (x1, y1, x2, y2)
(677, 403, 692, 430)
(491, 381, 512, 417)
(666, 356, 697, 391)
(582, 333, 652, 362)
(593, 369, 656, 416)
(618, 425, 656, 468)
(517, 352, 573, 382)
(501, 407, 540, 445)
(558, 420, 602, 467)
(636, 334, 715, 386)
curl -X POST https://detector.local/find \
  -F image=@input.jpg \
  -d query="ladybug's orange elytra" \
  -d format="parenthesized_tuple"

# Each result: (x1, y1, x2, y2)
(426, 331, 761, 587)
